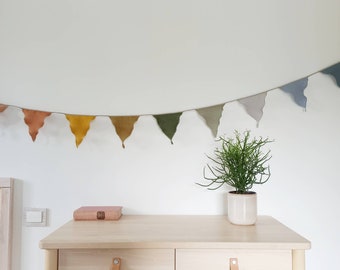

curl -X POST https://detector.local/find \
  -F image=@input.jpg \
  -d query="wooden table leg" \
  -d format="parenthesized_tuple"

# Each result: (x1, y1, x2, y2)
(292, 250, 305, 270)
(44, 250, 58, 270)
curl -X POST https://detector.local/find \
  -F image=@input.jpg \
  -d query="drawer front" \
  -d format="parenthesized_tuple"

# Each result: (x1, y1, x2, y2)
(176, 249, 292, 270)
(59, 249, 174, 270)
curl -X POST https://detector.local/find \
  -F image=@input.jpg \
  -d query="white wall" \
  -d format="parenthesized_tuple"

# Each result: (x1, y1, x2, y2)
(1, 0, 339, 115)
(1, 72, 340, 269)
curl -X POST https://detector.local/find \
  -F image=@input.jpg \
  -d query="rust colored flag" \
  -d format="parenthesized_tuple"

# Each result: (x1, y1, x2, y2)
(0, 104, 8, 112)
(65, 115, 96, 147)
(109, 116, 139, 148)
(22, 109, 51, 141)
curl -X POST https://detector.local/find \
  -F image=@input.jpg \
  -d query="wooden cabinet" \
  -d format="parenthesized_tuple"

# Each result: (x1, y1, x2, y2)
(176, 249, 291, 270)
(40, 215, 310, 270)
(58, 249, 174, 270)
(0, 178, 14, 270)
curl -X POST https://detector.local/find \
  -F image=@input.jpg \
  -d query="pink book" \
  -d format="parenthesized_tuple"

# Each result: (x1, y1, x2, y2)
(73, 206, 122, 221)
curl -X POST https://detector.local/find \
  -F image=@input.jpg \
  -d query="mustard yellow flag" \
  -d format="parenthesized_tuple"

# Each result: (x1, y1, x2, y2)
(22, 109, 51, 141)
(65, 115, 96, 147)
(109, 116, 139, 148)
(0, 104, 8, 112)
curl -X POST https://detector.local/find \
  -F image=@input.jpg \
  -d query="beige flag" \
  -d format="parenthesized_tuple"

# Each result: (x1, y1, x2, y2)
(196, 104, 224, 138)
(109, 116, 139, 148)
(238, 92, 267, 127)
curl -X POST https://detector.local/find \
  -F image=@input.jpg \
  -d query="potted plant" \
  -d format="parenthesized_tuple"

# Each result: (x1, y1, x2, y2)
(198, 130, 272, 225)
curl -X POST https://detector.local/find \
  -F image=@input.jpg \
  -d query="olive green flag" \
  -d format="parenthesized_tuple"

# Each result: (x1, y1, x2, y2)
(153, 113, 182, 144)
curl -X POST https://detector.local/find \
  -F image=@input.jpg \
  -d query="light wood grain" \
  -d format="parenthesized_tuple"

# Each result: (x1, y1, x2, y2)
(292, 250, 305, 270)
(45, 250, 58, 270)
(59, 249, 174, 270)
(176, 249, 291, 270)
(40, 215, 311, 250)
(40, 215, 310, 270)
(0, 178, 13, 270)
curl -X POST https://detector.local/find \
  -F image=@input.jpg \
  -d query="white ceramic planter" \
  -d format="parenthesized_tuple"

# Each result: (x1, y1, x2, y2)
(227, 191, 257, 225)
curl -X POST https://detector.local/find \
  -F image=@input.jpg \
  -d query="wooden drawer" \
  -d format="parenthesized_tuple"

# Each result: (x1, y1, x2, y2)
(176, 249, 292, 270)
(59, 249, 174, 270)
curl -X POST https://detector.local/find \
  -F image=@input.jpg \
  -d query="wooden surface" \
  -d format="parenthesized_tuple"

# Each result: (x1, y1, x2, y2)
(58, 249, 174, 270)
(40, 215, 311, 250)
(44, 250, 58, 270)
(176, 249, 291, 270)
(0, 178, 14, 270)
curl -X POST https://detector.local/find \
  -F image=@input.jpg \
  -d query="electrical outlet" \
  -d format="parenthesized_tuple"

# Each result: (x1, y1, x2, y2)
(24, 208, 48, 227)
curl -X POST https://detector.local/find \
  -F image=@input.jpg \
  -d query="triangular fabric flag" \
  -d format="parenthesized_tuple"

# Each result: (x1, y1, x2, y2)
(109, 116, 139, 148)
(22, 109, 51, 141)
(0, 104, 8, 112)
(153, 112, 182, 144)
(321, 62, 340, 87)
(238, 92, 267, 127)
(65, 115, 96, 147)
(280, 77, 308, 110)
(196, 104, 224, 137)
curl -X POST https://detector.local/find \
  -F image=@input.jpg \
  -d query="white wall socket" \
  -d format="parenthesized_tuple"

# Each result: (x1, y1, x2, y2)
(24, 208, 48, 227)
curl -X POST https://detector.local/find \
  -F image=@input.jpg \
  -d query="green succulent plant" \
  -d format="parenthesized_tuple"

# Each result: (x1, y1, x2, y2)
(199, 130, 273, 194)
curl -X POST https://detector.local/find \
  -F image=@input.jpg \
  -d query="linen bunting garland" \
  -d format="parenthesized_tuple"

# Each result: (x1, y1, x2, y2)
(109, 116, 139, 148)
(153, 113, 182, 144)
(280, 78, 309, 110)
(0, 63, 339, 147)
(22, 109, 51, 141)
(65, 115, 96, 147)
(322, 63, 340, 87)
(0, 104, 8, 112)
(196, 104, 224, 138)
(238, 93, 267, 127)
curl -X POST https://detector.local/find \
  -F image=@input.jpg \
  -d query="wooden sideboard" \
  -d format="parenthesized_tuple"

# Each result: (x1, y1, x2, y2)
(40, 215, 310, 270)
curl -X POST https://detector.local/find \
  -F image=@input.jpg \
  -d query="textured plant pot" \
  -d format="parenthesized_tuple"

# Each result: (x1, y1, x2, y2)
(227, 191, 257, 225)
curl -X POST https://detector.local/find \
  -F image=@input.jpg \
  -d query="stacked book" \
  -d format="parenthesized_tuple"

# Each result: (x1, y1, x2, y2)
(73, 206, 122, 221)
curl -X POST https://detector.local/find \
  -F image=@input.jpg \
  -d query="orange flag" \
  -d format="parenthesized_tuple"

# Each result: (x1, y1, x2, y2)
(65, 115, 96, 147)
(0, 104, 8, 112)
(109, 116, 139, 148)
(22, 109, 51, 141)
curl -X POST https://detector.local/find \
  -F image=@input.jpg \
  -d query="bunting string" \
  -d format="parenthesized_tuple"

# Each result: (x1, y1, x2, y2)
(0, 63, 339, 146)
